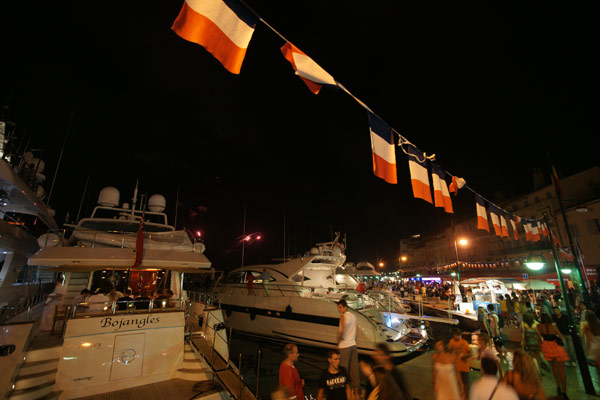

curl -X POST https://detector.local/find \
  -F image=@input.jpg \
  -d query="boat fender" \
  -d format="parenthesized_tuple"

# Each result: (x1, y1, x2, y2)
(213, 322, 226, 331)
(226, 308, 232, 317)
(250, 310, 256, 321)
(285, 305, 292, 315)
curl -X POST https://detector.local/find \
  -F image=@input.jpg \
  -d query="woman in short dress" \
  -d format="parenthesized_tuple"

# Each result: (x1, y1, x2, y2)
(503, 350, 546, 400)
(537, 313, 569, 399)
(582, 311, 600, 379)
(521, 312, 542, 374)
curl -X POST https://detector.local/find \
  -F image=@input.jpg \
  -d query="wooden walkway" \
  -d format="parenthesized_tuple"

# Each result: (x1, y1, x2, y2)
(190, 335, 256, 400)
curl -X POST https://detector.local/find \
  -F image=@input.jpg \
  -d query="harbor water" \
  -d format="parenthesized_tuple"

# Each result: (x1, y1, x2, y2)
(228, 320, 472, 399)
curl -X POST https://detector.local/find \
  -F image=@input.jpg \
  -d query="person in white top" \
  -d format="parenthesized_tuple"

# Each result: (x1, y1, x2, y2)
(469, 358, 518, 400)
(87, 287, 111, 312)
(40, 279, 66, 331)
(336, 299, 358, 400)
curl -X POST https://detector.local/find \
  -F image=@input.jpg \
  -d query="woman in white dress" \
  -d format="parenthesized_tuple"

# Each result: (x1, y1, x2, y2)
(582, 311, 600, 376)
(432, 338, 463, 400)
(39, 279, 65, 331)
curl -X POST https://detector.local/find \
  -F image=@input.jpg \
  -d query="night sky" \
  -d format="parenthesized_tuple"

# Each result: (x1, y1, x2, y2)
(1, 1, 597, 269)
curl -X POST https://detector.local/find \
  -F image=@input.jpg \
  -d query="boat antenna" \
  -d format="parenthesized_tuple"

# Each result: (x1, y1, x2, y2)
(174, 185, 180, 229)
(131, 180, 139, 219)
(75, 174, 91, 223)
(48, 101, 77, 205)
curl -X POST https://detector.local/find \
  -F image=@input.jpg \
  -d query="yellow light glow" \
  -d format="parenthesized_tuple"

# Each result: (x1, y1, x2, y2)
(458, 238, 468, 246)
(80, 342, 92, 347)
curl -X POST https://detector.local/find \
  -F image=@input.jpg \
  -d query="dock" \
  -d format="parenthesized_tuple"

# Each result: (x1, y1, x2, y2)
(396, 349, 600, 400)
(190, 335, 256, 400)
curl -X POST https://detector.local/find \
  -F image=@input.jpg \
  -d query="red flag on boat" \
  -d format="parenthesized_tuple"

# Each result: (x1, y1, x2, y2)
(132, 216, 145, 268)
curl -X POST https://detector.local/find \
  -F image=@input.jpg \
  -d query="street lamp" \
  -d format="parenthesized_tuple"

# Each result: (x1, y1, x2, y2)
(453, 237, 468, 282)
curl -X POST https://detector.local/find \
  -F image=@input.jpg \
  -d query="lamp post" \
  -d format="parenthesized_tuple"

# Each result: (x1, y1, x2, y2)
(543, 214, 595, 395)
(453, 237, 468, 282)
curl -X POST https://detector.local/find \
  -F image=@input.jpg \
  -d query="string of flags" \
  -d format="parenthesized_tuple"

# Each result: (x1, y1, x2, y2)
(171, 0, 567, 250)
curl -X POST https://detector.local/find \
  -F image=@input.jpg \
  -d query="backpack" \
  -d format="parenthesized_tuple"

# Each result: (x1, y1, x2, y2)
(496, 312, 505, 329)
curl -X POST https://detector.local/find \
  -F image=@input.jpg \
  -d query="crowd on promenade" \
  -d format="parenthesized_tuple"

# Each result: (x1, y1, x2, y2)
(272, 278, 600, 400)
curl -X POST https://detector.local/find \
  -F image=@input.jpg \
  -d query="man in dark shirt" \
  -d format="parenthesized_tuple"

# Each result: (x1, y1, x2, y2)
(552, 306, 576, 366)
(117, 289, 134, 310)
(318, 349, 351, 400)
(135, 290, 151, 310)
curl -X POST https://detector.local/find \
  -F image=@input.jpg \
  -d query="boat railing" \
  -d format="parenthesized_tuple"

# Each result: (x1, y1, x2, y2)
(211, 282, 333, 298)
(43, 228, 205, 253)
(69, 298, 186, 319)
(0, 292, 49, 324)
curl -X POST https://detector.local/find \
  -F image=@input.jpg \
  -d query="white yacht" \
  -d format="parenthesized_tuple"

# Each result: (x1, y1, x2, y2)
(207, 237, 427, 358)
(1, 186, 246, 400)
(0, 153, 59, 317)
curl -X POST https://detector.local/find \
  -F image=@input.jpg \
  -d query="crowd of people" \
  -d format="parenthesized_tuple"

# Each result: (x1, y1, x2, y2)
(272, 278, 600, 400)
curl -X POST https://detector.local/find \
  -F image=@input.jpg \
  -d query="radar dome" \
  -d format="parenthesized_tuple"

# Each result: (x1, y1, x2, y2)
(310, 247, 320, 255)
(98, 187, 120, 207)
(148, 194, 166, 212)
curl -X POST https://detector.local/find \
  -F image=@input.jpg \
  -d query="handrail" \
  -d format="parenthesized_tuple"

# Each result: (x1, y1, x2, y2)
(69, 298, 185, 318)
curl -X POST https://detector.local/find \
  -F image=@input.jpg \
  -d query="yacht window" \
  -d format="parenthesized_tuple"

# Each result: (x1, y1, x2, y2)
(292, 275, 310, 283)
(225, 272, 244, 284)
(311, 258, 329, 263)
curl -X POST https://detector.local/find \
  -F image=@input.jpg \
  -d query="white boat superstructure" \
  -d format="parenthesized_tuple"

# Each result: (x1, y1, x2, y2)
(0, 153, 59, 318)
(0, 185, 248, 400)
(207, 237, 427, 357)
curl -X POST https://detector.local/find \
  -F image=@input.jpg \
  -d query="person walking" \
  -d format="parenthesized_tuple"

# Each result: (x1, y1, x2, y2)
(475, 332, 501, 378)
(432, 338, 463, 400)
(521, 312, 543, 374)
(487, 304, 505, 357)
(317, 349, 352, 400)
(448, 327, 472, 394)
(279, 343, 304, 400)
(40, 279, 66, 331)
(502, 350, 546, 400)
(336, 299, 359, 400)
(581, 311, 600, 379)
(552, 306, 576, 367)
(538, 313, 569, 399)
(469, 358, 518, 400)
(262, 268, 271, 296)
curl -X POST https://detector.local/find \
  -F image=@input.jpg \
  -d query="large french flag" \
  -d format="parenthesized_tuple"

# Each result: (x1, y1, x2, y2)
(510, 214, 519, 240)
(431, 163, 453, 213)
(281, 43, 337, 94)
(367, 113, 397, 184)
(475, 195, 489, 232)
(532, 221, 541, 242)
(407, 145, 432, 203)
(489, 205, 502, 237)
(500, 212, 509, 238)
(172, 0, 258, 74)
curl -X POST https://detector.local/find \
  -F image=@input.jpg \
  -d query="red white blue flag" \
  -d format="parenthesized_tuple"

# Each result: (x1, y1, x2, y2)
(281, 43, 337, 94)
(431, 163, 453, 213)
(367, 113, 397, 184)
(475, 195, 489, 232)
(407, 145, 432, 203)
(509, 214, 519, 240)
(532, 221, 541, 242)
(172, 0, 258, 74)
(500, 211, 509, 238)
(489, 205, 502, 237)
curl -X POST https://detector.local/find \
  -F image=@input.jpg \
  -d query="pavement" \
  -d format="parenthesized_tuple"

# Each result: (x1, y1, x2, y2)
(396, 347, 600, 400)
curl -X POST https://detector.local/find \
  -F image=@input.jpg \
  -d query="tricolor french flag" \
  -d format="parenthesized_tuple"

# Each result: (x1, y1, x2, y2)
(500, 211, 509, 238)
(172, 0, 258, 74)
(475, 195, 489, 232)
(524, 221, 533, 241)
(509, 214, 519, 240)
(367, 113, 397, 184)
(489, 205, 502, 237)
(281, 43, 337, 94)
(407, 145, 432, 203)
(431, 163, 453, 213)
(532, 221, 541, 242)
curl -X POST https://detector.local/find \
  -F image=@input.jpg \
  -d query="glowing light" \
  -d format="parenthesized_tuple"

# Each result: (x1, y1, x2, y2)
(80, 342, 92, 347)
(458, 238, 468, 246)
(195, 230, 202, 237)
(525, 262, 544, 271)
(255, 235, 261, 240)
(561, 269, 572, 274)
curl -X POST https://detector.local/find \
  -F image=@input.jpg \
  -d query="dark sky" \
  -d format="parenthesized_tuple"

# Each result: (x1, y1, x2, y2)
(1, 1, 597, 269)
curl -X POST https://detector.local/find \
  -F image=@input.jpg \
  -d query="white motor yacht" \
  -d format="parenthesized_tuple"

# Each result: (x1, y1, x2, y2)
(206, 237, 427, 358)
(0, 185, 245, 400)
(0, 153, 59, 318)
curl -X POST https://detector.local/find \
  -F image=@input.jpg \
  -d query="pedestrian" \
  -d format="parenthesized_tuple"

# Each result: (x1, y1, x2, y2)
(521, 311, 543, 375)
(512, 293, 523, 325)
(247, 272, 254, 295)
(552, 306, 576, 367)
(117, 289, 134, 310)
(475, 332, 501, 378)
(71, 288, 91, 312)
(538, 313, 569, 398)
(469, 357, 518, 400)
(502, 350, 546, 400)
(262, 268, 271, 296)
(448, 327, 472, 393)
(432, 338, 463, 400)
(477, 307, 491, 338)
(362, 343, 412, 400)
(581, 311, 600, 378)
(486, 304, 505, 357)
(336, 299, 359, 400)
(317, 349, 352, 400)
(279, 343, 304, 400)
(40, 279, 66, 331)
